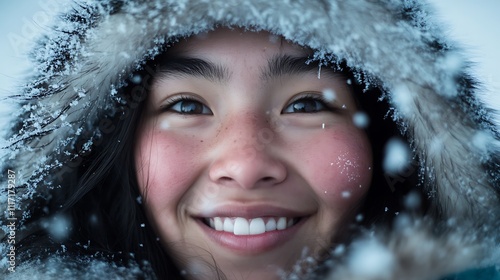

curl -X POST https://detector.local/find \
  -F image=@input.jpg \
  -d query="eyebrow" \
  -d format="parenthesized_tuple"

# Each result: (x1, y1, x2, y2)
(155, 54, 330, 83)
(261, 54, 322, 80)
(157, 56, 230, 83)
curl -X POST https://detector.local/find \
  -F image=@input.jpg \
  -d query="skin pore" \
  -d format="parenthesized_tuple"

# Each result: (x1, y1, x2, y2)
(134, 28, 372, 279)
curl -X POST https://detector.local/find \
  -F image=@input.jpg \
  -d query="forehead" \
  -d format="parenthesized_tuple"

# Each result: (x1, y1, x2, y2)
(169, 28, 311, 58)
(149, 28, 359, 113)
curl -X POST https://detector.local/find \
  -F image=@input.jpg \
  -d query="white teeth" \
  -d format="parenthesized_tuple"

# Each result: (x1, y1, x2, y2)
(223, 218, 234, 232)
(234, 218, 249, 235)
(206, 217, 298, 235)
(276, 217, 287, 230)
(249, 218, 266, 235)
(214, 217, 223, 231)
(265, 219, 277, 231)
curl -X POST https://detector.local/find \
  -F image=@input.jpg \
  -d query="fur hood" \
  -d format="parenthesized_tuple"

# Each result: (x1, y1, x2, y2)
(2, 0, 500, 279)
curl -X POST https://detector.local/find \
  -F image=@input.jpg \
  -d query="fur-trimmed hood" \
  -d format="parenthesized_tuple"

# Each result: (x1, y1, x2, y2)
(2, 0, 500, 279)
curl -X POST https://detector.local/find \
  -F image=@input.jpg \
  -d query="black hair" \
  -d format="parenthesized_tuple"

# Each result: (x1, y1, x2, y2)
(14, 62, 185, 279)
(353, 75, 426, 224)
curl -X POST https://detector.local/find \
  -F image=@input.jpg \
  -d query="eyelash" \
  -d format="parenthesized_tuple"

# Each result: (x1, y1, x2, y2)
(160, 95, 212, 115)
(162, 95, 192, 108)
(282, 93, 338, 114)
(160, 93, 338, 115)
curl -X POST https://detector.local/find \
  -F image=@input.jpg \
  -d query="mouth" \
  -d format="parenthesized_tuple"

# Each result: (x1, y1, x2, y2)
(202, 216, 301, 235)
(195, 213, 307, 254)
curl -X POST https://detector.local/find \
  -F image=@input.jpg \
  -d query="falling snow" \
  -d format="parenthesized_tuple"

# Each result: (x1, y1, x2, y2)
(404, 192, 421, 210)
(352, 111, 370, 128)
(131, 74, 142, 84)
(341, 191, 351, 198)
(43, 215, 71, 242)
(392, 84, 413, 116)
(355, 214, 364, 222)
(346, 239, 395, 279)
(383, 138, 411, 174)
(472, 130, 494, 154)
(322, 88, 337, 102)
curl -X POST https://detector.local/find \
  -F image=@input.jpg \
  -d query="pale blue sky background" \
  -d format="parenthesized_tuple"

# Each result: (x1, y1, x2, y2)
(1, 1, 499, 126)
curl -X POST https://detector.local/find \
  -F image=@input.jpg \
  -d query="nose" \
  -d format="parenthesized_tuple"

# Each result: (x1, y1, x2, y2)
(208, 116, 287, 189)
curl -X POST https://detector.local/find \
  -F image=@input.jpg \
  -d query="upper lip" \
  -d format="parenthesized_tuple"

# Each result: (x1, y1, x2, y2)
(192, 204, 313, 219)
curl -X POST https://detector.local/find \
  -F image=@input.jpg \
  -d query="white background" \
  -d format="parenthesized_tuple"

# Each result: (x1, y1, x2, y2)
(1, 0, 499, 126)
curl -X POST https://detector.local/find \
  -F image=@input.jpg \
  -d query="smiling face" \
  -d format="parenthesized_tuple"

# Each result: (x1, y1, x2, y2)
(134, 28, 372, 279)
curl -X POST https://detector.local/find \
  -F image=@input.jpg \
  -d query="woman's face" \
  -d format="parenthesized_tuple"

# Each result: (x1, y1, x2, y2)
(135, 28, 372, 279)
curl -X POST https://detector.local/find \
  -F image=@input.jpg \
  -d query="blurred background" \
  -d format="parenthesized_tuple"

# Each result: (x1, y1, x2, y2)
(1, 0, 499, 129)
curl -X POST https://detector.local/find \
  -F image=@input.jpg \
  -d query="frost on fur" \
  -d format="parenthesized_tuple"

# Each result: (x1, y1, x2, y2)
(289, 217, 489, 280)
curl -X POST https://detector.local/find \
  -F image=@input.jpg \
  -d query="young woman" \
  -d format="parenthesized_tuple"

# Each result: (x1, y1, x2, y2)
(1, 1, 499, 279)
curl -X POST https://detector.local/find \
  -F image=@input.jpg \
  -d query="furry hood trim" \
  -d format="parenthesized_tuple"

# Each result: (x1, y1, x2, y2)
(2, 0, 500, 278)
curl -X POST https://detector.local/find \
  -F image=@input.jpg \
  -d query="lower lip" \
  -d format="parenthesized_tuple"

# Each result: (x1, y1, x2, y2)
(196, 218, 306, 255)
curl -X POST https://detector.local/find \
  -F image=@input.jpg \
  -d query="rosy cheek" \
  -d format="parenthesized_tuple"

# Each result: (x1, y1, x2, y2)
(135, 127, 199, 213)
(303, 127, 372, 207)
